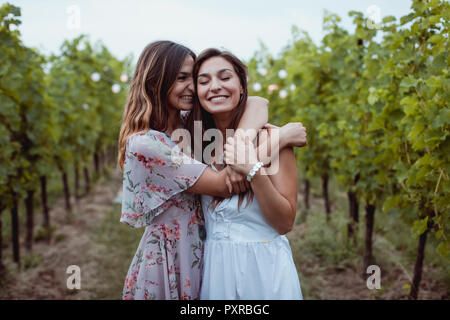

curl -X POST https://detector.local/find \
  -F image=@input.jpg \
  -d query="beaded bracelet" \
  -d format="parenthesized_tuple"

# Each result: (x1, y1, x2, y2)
(247, 161, 264, 182)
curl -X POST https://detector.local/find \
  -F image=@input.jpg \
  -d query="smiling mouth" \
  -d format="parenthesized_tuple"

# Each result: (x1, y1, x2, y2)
(180, 95, 193, 102)
(208, 95, 229, 102)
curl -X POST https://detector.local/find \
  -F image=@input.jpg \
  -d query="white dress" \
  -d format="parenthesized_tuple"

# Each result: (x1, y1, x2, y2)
(200, 167, 303, 300)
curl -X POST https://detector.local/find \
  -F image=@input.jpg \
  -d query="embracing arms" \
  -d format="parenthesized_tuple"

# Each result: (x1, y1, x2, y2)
(224, 133, 303, 234)
(186, 96, 268, 197)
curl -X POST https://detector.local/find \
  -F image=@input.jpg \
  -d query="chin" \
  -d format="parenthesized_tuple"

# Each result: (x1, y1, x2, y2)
(177, 102, 193, 110)
(205, 104, 235, 114)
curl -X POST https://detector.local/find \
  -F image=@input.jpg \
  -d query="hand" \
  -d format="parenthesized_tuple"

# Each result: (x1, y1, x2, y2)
(224, 135, 259, 176)
(280, 122, 307, 148)
(263, 123, 279, 130)
(225, 166, 250, 194)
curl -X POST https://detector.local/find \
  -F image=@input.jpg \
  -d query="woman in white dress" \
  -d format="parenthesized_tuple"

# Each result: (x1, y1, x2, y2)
(187, 48, 306, 300)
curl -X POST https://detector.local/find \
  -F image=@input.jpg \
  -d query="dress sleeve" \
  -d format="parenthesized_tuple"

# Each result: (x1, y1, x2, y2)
(120, 131, 207, 228)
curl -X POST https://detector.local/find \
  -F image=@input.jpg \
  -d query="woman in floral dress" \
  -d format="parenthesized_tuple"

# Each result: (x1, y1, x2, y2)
(117, 41, 270, 300)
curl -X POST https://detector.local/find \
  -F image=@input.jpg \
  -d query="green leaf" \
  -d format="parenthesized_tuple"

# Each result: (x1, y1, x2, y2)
(383, 195, 401, 213)
(412, 217, 428, 238)
(409, 123, 425, 142)
(400, 96, 419, 116)
(400, 77, 420, 88)
(436, 241, 449, 258)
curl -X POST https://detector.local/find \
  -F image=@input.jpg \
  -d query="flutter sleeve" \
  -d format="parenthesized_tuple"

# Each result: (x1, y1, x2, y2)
(120, 130, 207, 228)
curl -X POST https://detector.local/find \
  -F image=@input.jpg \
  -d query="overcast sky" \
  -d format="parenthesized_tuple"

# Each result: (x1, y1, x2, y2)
(6, 0, 413, 62)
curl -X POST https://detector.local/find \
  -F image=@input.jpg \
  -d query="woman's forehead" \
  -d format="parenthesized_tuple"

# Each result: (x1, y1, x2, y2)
(198, 57, 234, 75)
(179, 55, 194, 73)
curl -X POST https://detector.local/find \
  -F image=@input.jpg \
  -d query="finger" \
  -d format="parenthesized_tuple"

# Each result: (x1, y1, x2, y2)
(264, 123, 278, 129)
(234, 171, 245, 183)
(225, 176, 232, 194)
(259, 128, 269, 142)
(224, 144, 235, 155)
(223, 146, 230, 159)
(232, 182, 240, 194)
(224, 148, 233, 162)
(225, 152, 237, 165)
(239, 181, 246, 193)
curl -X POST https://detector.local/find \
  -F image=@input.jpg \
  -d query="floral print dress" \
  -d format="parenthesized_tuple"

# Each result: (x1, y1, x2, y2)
(120, 129, 207, 300)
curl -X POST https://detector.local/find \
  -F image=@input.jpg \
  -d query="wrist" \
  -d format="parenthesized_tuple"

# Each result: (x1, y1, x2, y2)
(246, 161, 264, 182)
(280, 131, 288, 148)
(278, 127, 289, 148)
(251, 166, 265, 183)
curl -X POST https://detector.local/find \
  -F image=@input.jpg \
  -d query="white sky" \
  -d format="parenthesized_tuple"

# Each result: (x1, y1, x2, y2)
(5, 0, 413, 62)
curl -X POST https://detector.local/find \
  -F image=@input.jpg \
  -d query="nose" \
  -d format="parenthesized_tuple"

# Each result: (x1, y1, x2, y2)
(187, 77, 194, 92)
(210, 77, 221, 92)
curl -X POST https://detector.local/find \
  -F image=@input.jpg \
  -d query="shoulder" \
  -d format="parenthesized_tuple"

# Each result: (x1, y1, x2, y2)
(247, 96, 269, 106)
(127, 130, 173, 154)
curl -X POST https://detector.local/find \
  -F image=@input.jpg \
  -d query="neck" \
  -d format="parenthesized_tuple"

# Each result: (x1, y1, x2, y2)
(212, 111, 234, 144)
(166, 108, 181, 136)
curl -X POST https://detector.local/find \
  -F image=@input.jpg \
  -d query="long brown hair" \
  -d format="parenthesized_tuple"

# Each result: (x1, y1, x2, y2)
(117, 41, 195, 170)
(187, 48, 253, 210)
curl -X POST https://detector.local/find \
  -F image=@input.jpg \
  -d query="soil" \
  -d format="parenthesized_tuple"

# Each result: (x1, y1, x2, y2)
(0, 169, 123, 300)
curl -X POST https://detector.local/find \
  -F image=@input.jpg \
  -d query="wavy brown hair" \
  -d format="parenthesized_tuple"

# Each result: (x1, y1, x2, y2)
(117, 41, 195, 170)
(186, 48, 253, 210)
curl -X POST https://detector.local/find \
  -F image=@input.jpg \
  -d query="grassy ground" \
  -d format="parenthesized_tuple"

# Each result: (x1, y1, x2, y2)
(288, 176, 449, 300)
(85, 203, 143, 299)
(0, 168, 448, 299)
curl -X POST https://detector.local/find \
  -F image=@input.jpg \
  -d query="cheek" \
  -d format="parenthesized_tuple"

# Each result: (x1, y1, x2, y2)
(230, 83, 242, 102)
(171, 83, 183, 97)
(168, 91, 177, 106)
(197, 87, 208, 104)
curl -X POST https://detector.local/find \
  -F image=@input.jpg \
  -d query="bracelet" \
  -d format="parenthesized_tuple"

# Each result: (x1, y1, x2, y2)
(247, 162, 264, 182)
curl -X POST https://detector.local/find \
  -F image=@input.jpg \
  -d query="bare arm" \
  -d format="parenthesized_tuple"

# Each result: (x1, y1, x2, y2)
(181, 97, 269, 197)
(255, 122, 308, 167)
(226, 96, 269, 193)
(236, 96, 269, 141)
(187, 167, 232, 198)
(250, 148, 298, 234)
(224, 122, 307, 177)
(224, 134, 298, 234)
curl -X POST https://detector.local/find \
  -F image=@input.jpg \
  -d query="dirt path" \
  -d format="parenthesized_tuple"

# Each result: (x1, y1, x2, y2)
(0, 168, 124, 300)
